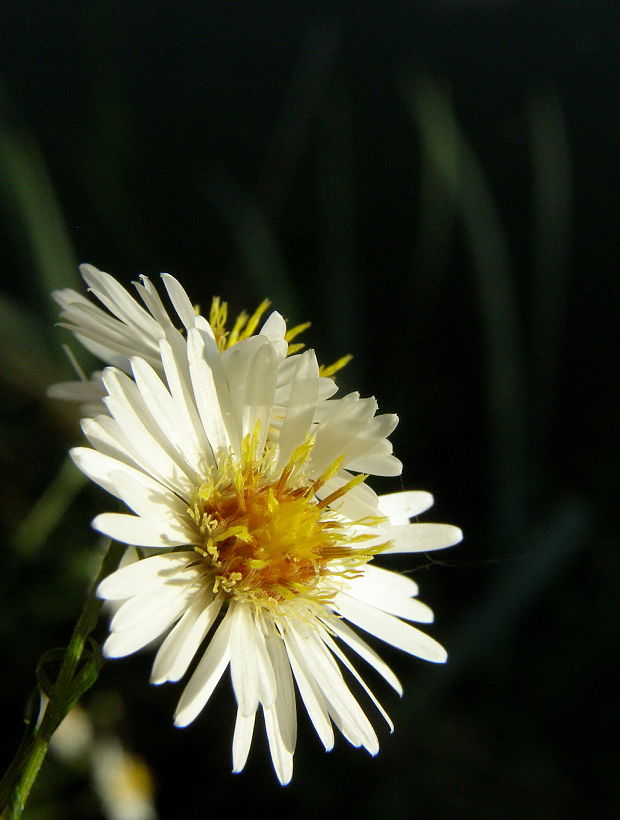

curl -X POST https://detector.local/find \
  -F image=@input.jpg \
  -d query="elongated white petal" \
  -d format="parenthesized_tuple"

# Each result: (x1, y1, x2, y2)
(80, 264, 163, 340)
(230, 604, 276, 717)
(344, 566, 434, 623)
(160, 273, 198, 331)
(103, 585, 196, 659)
(110, 577, 199, 632)
(263, 705, 294, 785)
(381, 523, 463, 553)
(92, 512, 192, 547)
(241, 343, 277, 448)
(275, 350, 319, 468)
(102, 368, 193, 495)
(378, 490, 434, 523)
(264, 624, 297, 754)
(321, 616, 402, 694)
(157, 338, 212, 466)
(335, 593, 448, 663)
(281, 627, 334, 751)
(232, 710, 256, 774)
(187, 328, 230, 456)
(287, 621, 378, 753)
(259, 311, 288, 358)
(151, 591, 223, 684)
(97, 552, 197, 600)
(174, 609, 234, 728)
(319, 627, 393, 732)
(130, 356, 206, 479)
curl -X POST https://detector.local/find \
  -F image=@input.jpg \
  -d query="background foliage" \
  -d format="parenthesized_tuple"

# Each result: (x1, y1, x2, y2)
(0, 2, 617, 818)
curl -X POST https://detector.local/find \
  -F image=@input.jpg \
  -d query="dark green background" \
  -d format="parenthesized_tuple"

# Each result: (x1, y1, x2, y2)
(0, 2, 617, 818)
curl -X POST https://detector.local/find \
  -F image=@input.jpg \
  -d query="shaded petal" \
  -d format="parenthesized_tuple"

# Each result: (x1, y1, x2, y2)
(381, 523, 463, 554)
(280, 626, 334, 751)
(92, 512, 193, 548)
(232, 710, 256, 774)
(174, 608, 234, 727)
(97, 552, 198, 601)
(321, 616, 402, 695)
(378, 490, 434, 523)
(151, 591, 224, 684)
(263, 705, 294, 785)
(334, 593, 447, 664)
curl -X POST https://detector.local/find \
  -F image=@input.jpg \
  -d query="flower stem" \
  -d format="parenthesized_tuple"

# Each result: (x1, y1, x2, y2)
(0, 539, 125, 819)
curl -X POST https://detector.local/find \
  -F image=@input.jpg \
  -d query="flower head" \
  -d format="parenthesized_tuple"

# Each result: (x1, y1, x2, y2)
(67, 269, 462, 784)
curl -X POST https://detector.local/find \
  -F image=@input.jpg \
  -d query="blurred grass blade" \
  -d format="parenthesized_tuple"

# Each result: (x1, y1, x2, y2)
(0, 107, 79, 324)
(405, 75, 529, 535)
(0, 293, 66, 395)
(204, 166, 298, 319)
(316, 88, 359, 375)
(405, 76, 458, 291)
(527, 91, 571, 445)
(12, 456, 87, 558)
(256, 22, 339, 218)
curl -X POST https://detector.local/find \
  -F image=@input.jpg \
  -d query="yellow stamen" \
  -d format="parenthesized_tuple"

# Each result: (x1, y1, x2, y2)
(189, 431, 386, 613)
(319, 354, 353, 379)
(284, 321, 311, 343)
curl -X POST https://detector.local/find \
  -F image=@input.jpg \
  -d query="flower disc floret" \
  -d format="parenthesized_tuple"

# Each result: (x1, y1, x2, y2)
(190, 433, 386, 610)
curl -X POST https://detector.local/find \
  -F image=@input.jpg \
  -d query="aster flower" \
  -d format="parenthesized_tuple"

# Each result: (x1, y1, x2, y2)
(70, 302, 462, 784)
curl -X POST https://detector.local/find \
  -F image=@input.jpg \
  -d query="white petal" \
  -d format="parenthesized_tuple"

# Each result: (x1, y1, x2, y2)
(287, 620, 378, 754)
(319, 627, 393, 732)
(230, 605, 276, 717)
(186, 328, 230, 456)
(281, 627, 334, 751)
(130, 356, 207, 478)
(378, 491, 434, 523)
(232, 710, 256, 774)
(97, 552, 197, 600)
(344, 566, 434, 623)
(134, 276, 176, 329)
(174, 608, 234, 727)
(242, 343, 277, 448)
(102, 368, 193, 496)
(157, 338, 212, 471)
(92, 512, 192, 548)
(362, 563, 420, 597)
(151, 591, 224, 684)
(259, 311, 288, 358)
(314, 470, 379, 520)
(263, 705, 293, 786)
(103, 585, 197, 658)
(107, 467, 189, 521)
(334, 593, 447, 663)
(160, 273, 198, 331)
(80, 264, 163, 340)
(345, 451, 403, 477)
(321, 616, 402, 694)
(264, 624, 297, 754)
(381, 523, 463, 554)
(110, 575, 199, 632)
(275, 350, 320, 469)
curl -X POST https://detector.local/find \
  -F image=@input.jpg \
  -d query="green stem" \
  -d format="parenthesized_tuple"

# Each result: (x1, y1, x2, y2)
(0, 539, 125, 818)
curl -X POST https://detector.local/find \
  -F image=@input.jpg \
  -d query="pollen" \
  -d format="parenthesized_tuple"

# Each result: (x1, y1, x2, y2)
(189, 432, 388, 611)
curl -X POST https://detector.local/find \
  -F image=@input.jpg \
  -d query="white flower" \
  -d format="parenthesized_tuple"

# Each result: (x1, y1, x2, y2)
(92, 739, 156, 820)
(70, 282, 462, 784)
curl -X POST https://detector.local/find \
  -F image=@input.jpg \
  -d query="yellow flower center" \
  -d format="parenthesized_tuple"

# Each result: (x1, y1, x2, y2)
(189, 432, 388, 611)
